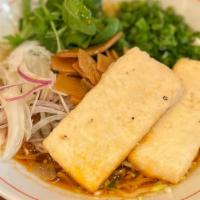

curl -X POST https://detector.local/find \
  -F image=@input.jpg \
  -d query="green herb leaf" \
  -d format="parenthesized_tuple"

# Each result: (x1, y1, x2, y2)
(83, 0, 102, 16)
(46, 0, 63, 11)
(22, 0, 31, 18)
(6, 0, 121, 53)
(62, 0, 96, 36)
(5, 34, 24, 47)
(92, 18, 121, 45)
(64, 31, 92, 48)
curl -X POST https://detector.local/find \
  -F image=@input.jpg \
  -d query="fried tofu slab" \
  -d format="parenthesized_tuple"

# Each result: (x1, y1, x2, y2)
(129, 58, 200, 184)
(43, 48, 183, 192)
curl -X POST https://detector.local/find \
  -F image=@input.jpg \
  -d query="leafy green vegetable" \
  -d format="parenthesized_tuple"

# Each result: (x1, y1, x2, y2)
(46, 0, 63, 11)
(116, 0, 200, 67)
(64, 31, 92, 48)
(62, 0, 96, 36)
(83, 0, 102, 17)
(6, 0, 120, 53)
(92, 18, 121, 45)
(5, 34, 24, 47)
(22, 0, 31, 18)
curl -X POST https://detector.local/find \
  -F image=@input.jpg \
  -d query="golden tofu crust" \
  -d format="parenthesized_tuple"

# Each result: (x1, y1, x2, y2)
(44, 48, 183, 192)
(129, 58, 200, 184)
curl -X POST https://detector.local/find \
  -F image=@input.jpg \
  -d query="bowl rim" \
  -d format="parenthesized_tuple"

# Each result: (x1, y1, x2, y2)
(1, 0, 200, 200)
(1, 174, 200, 200)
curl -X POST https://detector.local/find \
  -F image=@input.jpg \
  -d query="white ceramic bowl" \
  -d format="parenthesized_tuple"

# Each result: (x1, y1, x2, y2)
(1, 0, 200, 200)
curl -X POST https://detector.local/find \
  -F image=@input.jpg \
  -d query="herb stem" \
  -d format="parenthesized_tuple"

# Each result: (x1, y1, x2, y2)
(40, 0, 61, 52)
(50, 22, 61, 52)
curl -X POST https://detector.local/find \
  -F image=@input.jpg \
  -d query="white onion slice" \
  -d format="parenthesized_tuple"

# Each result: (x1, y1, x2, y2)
(7, 41, 51, 73)
(31, 114, 65, 135)
(0, 42, 66, 159)
(40, 88, 52, 101)
(0, 42, 73, 159)
(0, 83, 24, 92)
(0, 68, 26, 160)
(24, 104, 33, 140)
(39, 113, 52, 137)
(17, 66, 53, 85)
(30, 91, 40, 115)
(32, 106, 65, 115)
(6, 84, 48, 102)
(59, 95, 70, 113)
(33, 100, 65, 111)
(1, 99, 25, 160)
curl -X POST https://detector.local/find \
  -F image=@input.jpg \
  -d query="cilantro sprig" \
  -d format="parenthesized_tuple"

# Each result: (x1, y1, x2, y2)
(6, 0, 120, 53)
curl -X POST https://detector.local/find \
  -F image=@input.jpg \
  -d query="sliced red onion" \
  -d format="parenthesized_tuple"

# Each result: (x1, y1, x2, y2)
(51, 88, 68, 97)
(17, 66, 53, 85)
(1, 99, 25, 160)
(33, 100, 65, 112)
(31, 114, 66, 135)
(30, 91, 40, 115)
(58, 94, 70, 113)
(0, 67, 26, 160)
(51, 95, 60, 104)
(45, 90, 56, 102)
(40, 88, 51, 101)
(0, 42, 61, 159)
(6, 84, 49, 102)
(32, 106, 65, 115)
(0, 83, 24, 92)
